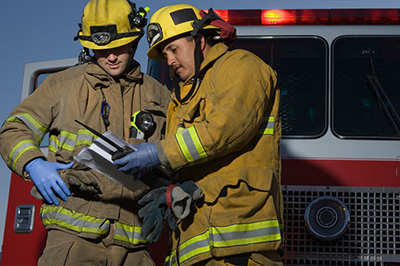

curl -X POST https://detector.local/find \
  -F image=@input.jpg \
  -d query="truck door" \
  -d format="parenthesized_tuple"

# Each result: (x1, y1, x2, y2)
(1, 58, 168, 266)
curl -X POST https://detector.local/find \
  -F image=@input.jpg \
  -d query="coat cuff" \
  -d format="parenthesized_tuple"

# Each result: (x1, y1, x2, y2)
(155, 140, 170, 168)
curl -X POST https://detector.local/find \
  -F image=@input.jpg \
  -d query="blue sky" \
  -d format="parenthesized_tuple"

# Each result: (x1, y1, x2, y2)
(0, 0, 399, 254)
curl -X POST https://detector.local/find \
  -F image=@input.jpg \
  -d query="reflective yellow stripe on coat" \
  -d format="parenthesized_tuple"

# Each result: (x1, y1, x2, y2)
(175, 126, 208, 166)
(5, 113, 47, 171)
(174, 116, 274, 166)
(257, 115, 274, 135)
(6, 113, 48, 142)
(49, 129, 96, 153)
(41, 206, 150, 246)
(5, 112, 96, 170)
(165, 219, 282, 266)
(8, 140, 40, 171)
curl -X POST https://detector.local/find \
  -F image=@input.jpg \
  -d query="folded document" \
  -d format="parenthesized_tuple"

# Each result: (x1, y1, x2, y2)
(74, 131, 169, 191)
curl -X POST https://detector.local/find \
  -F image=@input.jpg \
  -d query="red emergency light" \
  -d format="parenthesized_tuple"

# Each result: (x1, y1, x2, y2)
(211, 8, 400, 26)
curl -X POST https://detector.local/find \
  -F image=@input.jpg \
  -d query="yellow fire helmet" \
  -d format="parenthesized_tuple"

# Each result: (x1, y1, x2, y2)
(147, 4, 220, 60)
(74, 0, 149, 50)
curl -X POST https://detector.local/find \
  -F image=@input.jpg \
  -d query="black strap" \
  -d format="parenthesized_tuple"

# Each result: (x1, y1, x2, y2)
(190, 8, 222, 37)
(174, 8, 224, 104)
(224, 255, 250, 265)
(77, 31, 143, 43)
(175, 35, 201, 103)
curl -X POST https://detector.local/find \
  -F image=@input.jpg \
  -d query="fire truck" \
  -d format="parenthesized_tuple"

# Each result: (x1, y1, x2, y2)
(2, 6, 400, 266)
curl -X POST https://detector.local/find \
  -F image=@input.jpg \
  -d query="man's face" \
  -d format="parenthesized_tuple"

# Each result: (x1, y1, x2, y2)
(161, 37, 196, 81)
(93, 42, 134, 78)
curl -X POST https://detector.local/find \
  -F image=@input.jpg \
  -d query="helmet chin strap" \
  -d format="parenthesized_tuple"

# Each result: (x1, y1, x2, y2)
(175, 35, 201, 104)
(174, 8, 236, 104)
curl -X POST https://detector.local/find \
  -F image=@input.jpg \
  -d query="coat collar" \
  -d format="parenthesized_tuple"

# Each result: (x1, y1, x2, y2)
(183, 43, 229, 86)
(84, 59, 143, 90)
(171, 43, 229, 105)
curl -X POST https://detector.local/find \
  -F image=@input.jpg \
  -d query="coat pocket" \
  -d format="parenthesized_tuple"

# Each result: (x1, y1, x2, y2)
(198, 166, 274, 204)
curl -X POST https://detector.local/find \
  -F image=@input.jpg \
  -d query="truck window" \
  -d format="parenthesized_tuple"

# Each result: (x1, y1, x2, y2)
(148, 37, 328, 138)
(32, 70, 68, 147)
(231, 37, 327, 138)
(333, 36, 400, 139)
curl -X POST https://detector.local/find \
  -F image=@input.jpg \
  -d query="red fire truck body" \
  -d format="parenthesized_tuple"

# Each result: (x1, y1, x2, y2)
(3, 7, 400, 266)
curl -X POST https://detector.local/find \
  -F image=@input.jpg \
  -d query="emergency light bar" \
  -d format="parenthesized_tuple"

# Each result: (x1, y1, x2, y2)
(211, 9, 400, 25)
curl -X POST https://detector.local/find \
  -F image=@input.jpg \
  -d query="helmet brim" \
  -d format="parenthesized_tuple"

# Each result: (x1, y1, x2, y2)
(80, 35, 140, 50)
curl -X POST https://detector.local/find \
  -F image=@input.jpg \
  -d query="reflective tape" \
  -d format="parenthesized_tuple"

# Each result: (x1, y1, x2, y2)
(8, 140, 40, 171)
(165, 219, 282, 266)
(114, 221, 149, 245)
(175, 126, 208, 166)
(49, 129, 96, 153)
(76, 129, 97, 146)
(41, 206, 110, 235)
(6, 113, 47, 142)
(41, 206, 150, 246)
(257, 116, 274, 135)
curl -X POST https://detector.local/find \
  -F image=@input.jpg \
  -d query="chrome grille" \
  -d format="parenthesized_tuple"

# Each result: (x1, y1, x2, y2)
(282, 185, 400, 265)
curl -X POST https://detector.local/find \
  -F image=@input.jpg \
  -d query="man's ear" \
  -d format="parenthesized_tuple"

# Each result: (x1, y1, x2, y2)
(198, 34, 207, 51)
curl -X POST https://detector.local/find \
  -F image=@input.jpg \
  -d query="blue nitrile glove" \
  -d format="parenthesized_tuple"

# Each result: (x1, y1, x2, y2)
(25, 158, 74, 205)
(113, 142, 161, 180)
(138, 189, 177, 242)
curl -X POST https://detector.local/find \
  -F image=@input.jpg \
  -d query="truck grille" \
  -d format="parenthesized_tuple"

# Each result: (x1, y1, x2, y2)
(282, 185, 400, 265)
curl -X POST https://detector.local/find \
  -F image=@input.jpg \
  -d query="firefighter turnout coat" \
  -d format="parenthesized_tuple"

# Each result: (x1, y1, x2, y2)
(0, 60, 170, 249)
(156, 43, 284, 265)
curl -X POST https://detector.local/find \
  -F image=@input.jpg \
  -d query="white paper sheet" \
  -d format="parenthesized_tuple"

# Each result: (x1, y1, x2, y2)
(74, 131, 169, 191)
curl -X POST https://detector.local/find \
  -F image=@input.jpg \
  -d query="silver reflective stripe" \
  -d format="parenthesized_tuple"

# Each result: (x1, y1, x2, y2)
(211, 224, 282, 247)
(10, 114, 47, 141)
(9, 140, 39, 170)
(41, 206, 150, 246)
(76, 132, 96, 144)
(168, 219, 282, 265)
(41, 206, 109, 235)
(59, 135, 76, 149)
(257, 116, 274, 135)
(175, 126, 208, 165)
(181, 129, 203, 161)
(114, 222, 150, 245)
(49, 137, 59, 151)
(48, 130, 96, 153)
(177, 233, 210, 264)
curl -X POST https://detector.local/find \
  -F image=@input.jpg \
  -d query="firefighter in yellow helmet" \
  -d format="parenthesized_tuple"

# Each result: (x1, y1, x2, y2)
(0, 0, 170, 265)
(112, 4, 284, 266)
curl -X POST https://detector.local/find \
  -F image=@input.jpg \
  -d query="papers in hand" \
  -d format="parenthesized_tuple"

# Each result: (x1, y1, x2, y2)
(73, 131, 169, 191)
